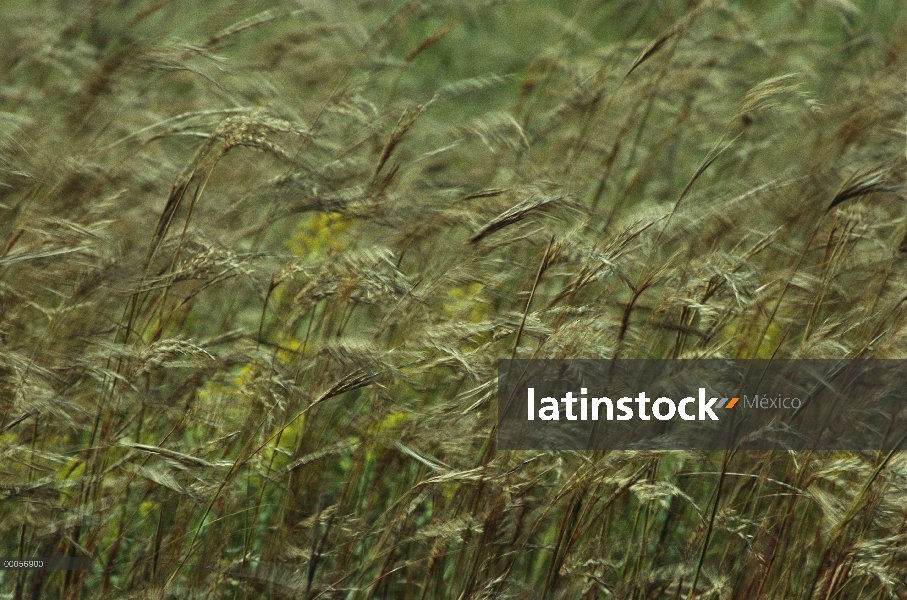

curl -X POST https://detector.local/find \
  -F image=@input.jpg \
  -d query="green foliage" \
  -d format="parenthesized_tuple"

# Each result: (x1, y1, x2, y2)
(1, 0, 907, 598)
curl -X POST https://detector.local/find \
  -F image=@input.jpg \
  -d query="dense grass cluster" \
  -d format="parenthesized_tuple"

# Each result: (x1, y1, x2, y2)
(2, 1, 907, 598)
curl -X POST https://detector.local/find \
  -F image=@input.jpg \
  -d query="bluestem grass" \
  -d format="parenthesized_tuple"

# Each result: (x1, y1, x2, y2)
(1, 1, 907, 598)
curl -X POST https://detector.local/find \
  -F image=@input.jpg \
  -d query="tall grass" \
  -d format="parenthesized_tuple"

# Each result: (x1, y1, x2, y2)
(2, 0, 907, 598)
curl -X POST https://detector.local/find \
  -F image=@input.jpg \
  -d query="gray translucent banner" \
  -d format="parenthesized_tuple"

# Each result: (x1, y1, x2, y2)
(0, 557, 90, 571)
(497, 360, 907, 450)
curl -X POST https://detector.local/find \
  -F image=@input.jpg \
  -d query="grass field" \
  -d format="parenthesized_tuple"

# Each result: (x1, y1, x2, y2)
(2, 0, 907, 598)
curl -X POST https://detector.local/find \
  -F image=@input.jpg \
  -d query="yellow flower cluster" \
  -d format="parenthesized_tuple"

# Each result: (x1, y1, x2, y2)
(286, 212, 349, 259)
